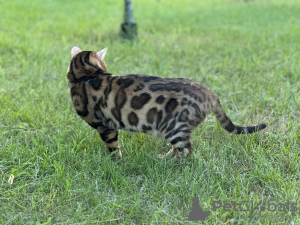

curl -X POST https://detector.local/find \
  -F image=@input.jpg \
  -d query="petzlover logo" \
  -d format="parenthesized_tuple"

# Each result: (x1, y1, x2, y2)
(181, 196, 299, 222)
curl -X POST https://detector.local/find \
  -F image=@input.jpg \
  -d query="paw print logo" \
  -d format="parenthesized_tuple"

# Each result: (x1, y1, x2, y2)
(181, 196, 210, 222)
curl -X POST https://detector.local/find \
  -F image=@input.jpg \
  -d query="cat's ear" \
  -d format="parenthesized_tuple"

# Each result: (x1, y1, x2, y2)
(96, 48, 107, 61)
(71, 45, 82, 58)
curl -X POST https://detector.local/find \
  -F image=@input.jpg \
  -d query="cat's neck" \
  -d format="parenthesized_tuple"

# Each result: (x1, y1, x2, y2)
(68, 71, 113, 83)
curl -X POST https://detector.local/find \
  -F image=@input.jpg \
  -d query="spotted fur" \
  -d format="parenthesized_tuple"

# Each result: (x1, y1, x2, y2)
(67, 46, 267, 160)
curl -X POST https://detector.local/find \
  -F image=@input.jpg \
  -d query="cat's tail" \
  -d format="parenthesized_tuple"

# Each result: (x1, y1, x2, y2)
(212, 99, 267, 134)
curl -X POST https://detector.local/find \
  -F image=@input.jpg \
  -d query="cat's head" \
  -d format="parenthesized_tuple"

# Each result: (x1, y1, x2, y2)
(67, 46, 108, 81)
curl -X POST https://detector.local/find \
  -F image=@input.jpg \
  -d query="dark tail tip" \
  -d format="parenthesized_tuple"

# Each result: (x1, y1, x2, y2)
(236, 123, 267, 134)
(259, 123, 267, 130)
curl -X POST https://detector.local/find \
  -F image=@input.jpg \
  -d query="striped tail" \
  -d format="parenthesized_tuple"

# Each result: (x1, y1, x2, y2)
(212, 100, 267, 134)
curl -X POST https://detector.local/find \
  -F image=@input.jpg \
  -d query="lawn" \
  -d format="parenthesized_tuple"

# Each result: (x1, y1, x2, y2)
(0, 0, 299, 224)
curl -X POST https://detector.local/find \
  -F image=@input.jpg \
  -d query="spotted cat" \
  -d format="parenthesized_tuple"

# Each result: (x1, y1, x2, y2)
(67, 46, 267, 160)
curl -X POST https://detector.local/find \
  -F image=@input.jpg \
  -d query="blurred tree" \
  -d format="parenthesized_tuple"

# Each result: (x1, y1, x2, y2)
(121, 0, 137, 40)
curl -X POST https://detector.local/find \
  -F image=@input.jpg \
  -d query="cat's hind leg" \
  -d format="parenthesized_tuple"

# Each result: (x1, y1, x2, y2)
(172, 145, 194, 161)
(159, 147, 177, 160)
(164, 133, 194, 161)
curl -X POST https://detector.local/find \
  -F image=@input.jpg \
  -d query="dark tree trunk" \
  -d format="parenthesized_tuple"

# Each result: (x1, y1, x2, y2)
(121, 0, 137, 40)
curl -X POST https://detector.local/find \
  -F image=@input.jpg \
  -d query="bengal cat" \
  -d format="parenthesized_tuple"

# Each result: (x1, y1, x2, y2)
(67, 46, 267, 161)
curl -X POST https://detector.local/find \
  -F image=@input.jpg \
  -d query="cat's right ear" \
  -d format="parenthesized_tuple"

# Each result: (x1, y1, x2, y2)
(96, 48, 108, 61)
(71, 45, 82, 58)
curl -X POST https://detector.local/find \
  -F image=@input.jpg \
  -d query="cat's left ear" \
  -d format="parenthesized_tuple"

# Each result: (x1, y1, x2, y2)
(96, 48, 107, 61)
(71, 45, 82, 58)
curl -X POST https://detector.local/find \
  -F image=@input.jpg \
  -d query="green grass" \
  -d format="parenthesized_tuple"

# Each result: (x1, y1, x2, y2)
(0, 0, 299, 224)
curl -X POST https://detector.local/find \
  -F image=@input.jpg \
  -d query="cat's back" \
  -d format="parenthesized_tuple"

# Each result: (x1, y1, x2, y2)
(88, 74, 215, 133)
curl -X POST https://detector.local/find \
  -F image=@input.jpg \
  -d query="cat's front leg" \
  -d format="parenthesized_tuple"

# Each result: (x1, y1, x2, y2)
(96, 127, 122, 159)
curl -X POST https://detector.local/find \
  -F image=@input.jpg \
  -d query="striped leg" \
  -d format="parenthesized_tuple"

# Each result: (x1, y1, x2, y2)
(163, 133, 194, 161)
(172, 145, 194, 161)
(159, 147, 177, 160)
(97, 127, 122, 159)
(160, 144, 193, 162)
